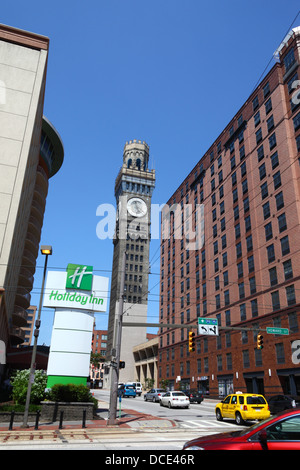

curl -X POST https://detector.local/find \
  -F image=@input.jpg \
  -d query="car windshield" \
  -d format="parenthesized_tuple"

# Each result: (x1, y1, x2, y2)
(247, 396, 266, 405)
(238, 416, 276, 436)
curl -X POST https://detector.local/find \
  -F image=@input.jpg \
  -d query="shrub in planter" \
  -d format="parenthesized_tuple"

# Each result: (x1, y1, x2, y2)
(47, 383, 98, 409)
(11, 369, 48, 405)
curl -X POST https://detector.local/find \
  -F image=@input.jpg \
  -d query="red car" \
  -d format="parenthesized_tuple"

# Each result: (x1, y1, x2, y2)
(183, 409, 300, 450)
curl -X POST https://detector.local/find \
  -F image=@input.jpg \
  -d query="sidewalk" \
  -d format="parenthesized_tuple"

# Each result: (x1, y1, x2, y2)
(0, 403, 177, 445)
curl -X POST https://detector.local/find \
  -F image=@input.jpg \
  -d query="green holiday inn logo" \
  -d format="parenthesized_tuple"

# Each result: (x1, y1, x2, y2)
(66, 264, 93, 291)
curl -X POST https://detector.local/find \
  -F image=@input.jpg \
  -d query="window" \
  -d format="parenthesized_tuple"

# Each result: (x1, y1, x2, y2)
(237, 261, 243, 278)
(280, 235, 290, 256)
(234, 205, 239, 220)
(248, 255, 254, 273)
(239, 282, 245, 299)
(263, 82, 270, 98)
(246, 234, 253, 252)
(250, 277, 256, 294)
(269, 267, 278, 286)
(240, 303, 246, 321)
(265, 97, 272, 114)
(271, 151, 279, 169)
(242, 179, 248, 194)
(259, 163, 266, 180)
(251, 299, 258, 317)
(275, 343, 285, 364)
(271, 291, 280, 311)
(257, 145, 264, 162)
(293, 112, 300, 132)
(284, 48, 295, 72)
(263, 201, 270, 219)
(233, 187, 238, 203)
(283, 259, 293, 280)
(265, 222, 273, 241)
(245, 215, 251, 232)
(267, 115, 274, 132)
(241, 161, 247, 177)
(236, 242, 242, 258)
(275, 191, 284, 210)
(256, 128, 262, 145)
(252, 96, 259, 111)
(261, 181, 268, 199)
(273, 171, 281, 190)
(254, 111, 260, 127)
(286, 285, 296, 305)
(269, 132, 277, 150)
(278, 213, 287, 232)
(267, 244, 275, 263)
(243, 197, 249, 213)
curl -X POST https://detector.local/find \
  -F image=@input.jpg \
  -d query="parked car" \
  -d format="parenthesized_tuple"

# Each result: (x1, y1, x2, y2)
(182, 389, 203, 404)
(159, 391, 190, 409)
(215, 392, 270, 425)
(267, 395, 300, 414)
(118, 384, 136, 398)
(127, 382, 142, 396)
(144, 388, 166, 402)
(183, 409, 300, 450)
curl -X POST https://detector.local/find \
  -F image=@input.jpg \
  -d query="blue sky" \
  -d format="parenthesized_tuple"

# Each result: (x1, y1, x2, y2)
(2, 0, 300, 345)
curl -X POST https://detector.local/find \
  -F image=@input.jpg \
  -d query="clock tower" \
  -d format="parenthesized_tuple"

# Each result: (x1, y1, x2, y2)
(105, 140, 155, 385)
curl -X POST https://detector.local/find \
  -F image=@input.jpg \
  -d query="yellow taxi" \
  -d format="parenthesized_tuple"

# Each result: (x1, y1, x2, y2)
(215, 392, 270, 425)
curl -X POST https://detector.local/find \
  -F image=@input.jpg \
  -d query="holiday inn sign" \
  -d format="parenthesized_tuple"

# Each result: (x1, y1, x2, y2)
(43, 263, 109, 312)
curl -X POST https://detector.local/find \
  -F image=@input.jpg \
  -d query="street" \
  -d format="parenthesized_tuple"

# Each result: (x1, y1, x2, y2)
(0, 390, 249, 451)
(93, 389, 245, 432)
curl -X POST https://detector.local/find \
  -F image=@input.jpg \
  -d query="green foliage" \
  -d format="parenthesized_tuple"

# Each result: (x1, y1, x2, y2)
(10, 369, 48, 405)
(48, 383, 98, 408)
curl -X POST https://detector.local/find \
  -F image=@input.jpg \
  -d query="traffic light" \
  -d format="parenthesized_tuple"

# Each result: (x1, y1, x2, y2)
(257, 334, 264, 350)
(119, 361, 125, 369)
(188, 331, 195, 352)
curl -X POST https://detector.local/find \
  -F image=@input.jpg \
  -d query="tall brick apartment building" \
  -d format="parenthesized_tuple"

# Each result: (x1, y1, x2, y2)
(159, 27, 300, 398)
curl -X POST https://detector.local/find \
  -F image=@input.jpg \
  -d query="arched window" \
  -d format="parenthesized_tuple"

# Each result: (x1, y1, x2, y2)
(127, 158, 132, 168)
(136, 158, 141, 170)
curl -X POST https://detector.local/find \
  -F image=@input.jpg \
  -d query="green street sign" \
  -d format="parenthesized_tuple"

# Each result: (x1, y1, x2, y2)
(266, 327, 289, 335)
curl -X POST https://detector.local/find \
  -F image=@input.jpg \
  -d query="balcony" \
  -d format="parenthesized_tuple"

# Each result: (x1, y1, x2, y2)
(11, 306, 28, 327)
(9, 326, 26, 346)
(14, 286, 31, 310)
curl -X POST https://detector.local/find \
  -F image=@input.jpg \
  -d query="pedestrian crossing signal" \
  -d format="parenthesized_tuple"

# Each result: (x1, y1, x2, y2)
(188, 331, 195, 352)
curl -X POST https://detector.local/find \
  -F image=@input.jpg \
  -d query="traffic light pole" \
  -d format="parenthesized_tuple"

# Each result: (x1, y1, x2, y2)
(108, 251, 126, 425)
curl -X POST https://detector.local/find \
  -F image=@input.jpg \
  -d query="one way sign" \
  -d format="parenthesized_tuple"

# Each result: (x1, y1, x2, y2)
(198, 318, 219, 336)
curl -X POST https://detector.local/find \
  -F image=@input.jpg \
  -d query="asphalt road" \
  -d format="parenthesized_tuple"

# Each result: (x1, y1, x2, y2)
(93, 389, 246, 432)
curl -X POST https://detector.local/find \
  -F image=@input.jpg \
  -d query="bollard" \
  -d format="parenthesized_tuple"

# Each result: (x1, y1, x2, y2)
(9, 410, 14, 430)
(59, 410, 64, 429)
(35, 410, 40, 430)
(82, 409, 86, 428)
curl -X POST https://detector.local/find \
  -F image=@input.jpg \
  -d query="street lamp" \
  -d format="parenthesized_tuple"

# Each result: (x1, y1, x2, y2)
(22, 245, 52, 427)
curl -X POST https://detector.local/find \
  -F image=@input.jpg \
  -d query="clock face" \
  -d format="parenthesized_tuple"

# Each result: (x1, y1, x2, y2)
(127, 198, 147, 217)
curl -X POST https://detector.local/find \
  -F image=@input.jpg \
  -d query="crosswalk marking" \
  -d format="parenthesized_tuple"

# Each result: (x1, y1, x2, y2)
(179, 419, 239, 429)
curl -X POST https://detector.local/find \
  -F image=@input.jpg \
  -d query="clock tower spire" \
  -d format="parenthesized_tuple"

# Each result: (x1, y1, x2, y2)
(104, 140, 155, 386)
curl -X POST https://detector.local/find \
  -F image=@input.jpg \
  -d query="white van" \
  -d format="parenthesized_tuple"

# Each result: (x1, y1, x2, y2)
(127, 382, 142, 396)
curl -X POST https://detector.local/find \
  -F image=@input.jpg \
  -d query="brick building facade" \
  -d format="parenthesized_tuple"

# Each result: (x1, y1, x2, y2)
(159, 27, 300, 398)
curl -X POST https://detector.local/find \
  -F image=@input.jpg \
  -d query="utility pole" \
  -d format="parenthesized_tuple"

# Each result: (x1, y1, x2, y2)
(108, 251, 126, 425)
